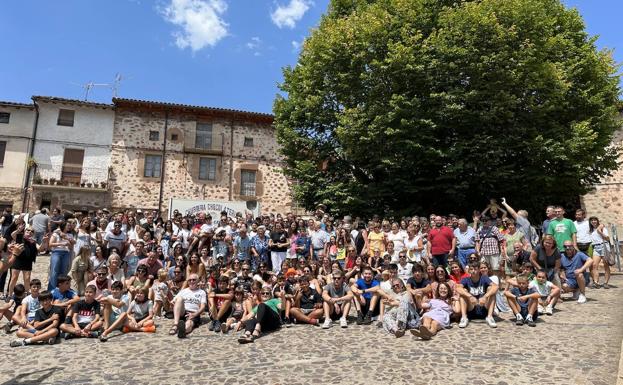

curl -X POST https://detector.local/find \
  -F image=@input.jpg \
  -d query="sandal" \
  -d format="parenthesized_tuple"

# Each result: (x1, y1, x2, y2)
(419, 325, 433, 340)
(168, 325, 178, 336)
(238, 333, 254, 344)
(603, 283, 610, 289)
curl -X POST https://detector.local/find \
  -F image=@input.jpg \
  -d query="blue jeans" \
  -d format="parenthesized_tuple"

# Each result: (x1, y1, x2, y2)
(48, 249, 70, 291)
(457, 248, 475, 269)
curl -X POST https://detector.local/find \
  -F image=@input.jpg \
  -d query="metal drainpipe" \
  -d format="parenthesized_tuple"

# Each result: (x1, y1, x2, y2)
(228, 116, 234, 201)
(157, 110, 169, 216)
(21, 100, 40, 212)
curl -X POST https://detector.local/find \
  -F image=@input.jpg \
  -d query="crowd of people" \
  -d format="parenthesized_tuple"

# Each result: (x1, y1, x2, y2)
(0, 197, 617, 346)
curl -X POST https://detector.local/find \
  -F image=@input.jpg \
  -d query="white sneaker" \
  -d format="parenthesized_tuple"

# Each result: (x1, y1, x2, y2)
(458, 317, 469, 328)
(322, 319, 332, 329)
(577, 293, 587, 304)
(486, 316, 497, 328)
(545, 304, 553, 315)
(571, 291, 580, 300)
(339, 317, 347, 328)
(537, 305, 545, 315)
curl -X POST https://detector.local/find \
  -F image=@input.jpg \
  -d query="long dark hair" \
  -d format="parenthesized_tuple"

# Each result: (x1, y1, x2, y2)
(588, 216, 600, 233)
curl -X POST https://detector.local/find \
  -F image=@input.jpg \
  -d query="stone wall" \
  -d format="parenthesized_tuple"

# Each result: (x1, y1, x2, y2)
(581, 115, 623, 229)
(28, 186, 110, 213)
(110, 106, 293, 216)
(0, 187, 24, 211)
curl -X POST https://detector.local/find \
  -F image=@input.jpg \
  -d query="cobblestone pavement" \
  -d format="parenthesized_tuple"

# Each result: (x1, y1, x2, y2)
(0, 256, 622, 385)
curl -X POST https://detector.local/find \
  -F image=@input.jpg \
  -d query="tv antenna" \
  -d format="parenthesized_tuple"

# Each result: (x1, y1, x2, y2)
(70, 73, 125, 101)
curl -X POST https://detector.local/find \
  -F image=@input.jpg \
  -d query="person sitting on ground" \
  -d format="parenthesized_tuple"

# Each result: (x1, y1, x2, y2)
(505, 274, 540, 327)
(170, 273, 207, 338)
(123, 288, 155, 333)
(529, 269, 560, 316)
(51, 275, 80, 321)
(60, 284, 102, 339)
(457, 263, 498, 329)
(406, 264, 432, 307)
(411, 282, 455, 340)
(321, 270, 352, 329)
(208, 275, 233, 333)
(126, 265, 153, 298)
(559, 240, 592, 304)
(351, 266, 380, 325)
(1, 284, 26, 333)
(289, 276, 323, 326)
(10, 290, 61, 347)
(99, 280, 130, 341)
(223, 286, 247, 333)
(381, 278, 420, 338)
(396, 252, 413, 283)
(238, 287, 282, 344)
(137, 251, 164, 279)
(18, 279, 42, 328)
(449, 261, 470, 284)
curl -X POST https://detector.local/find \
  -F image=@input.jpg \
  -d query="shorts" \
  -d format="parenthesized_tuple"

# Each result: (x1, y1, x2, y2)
(519, 306, 538, 321)
(362, 297, 380, 317)
(300, 308, 315, 315)
(185, 312, 201, 329)
(592, 243, 606, 257)
(466, 304, 487, 320)
(564, 278, 578, 289)
(78, 322, 90, 329)
(483, 253, 501, 271)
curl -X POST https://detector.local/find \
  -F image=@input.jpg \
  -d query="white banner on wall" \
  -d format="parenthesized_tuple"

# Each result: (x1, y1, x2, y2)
(168, 198, 260, 219)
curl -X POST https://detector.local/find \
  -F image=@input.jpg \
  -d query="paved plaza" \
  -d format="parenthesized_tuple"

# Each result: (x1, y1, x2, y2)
(0, 257, 622, 385)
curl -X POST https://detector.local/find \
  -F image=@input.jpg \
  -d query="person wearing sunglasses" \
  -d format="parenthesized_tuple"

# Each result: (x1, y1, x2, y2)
(87, 266, 113, 298)
(170, 273, 207, 338)
(288, 276, 323, 326)
(321, 270, 352, 329)
(238, 287, 282, 344)
(381, 278, 420, 337)
(126, 265, 153, 298)
(559, 241, 592, 304)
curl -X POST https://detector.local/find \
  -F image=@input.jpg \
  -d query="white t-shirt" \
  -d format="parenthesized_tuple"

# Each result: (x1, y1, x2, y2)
(529, 279, 554, 297)
(591, 227, 609, 244)
(397, 263, 413, 283)
(574, 220, 591, 244)
(387, 231, 407, 253)
(108, 293, 130, 316)
(175, 288, 207, 313)
(175, 228, 192, 249)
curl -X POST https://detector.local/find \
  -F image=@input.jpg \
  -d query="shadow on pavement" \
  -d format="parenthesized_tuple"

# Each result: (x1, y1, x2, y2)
(1, 366, 62, 385)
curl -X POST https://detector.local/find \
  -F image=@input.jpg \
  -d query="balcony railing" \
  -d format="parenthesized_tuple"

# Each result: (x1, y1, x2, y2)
(184, 134, 224, 154)
(32, 162, 110, 189)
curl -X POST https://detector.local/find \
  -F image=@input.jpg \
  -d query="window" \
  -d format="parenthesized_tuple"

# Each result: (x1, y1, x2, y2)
(199, 157, 216, 181)
(144, 154, 162, 178)
(243, 137, 254, 147)
(240, 170, 256, 196)
(195, 122, 212, 149)
(149, 131, 160, 141)
(0, 112, 9, 124)
(61, 148, 84, 184)
(171, 133, 178, 141)
(0, 141, 6, 166)
(57, 109, 75, 126)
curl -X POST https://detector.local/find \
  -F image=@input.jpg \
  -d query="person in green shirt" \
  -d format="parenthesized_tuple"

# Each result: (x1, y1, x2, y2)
(546, 206, 577, 252)
(238, 288, 282, 344)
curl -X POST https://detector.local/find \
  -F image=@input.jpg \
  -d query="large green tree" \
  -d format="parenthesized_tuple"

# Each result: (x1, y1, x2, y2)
(274, 0, 621, 218)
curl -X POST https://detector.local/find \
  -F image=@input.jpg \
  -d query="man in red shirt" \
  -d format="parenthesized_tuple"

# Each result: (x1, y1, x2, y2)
(427, 216, 456, 268)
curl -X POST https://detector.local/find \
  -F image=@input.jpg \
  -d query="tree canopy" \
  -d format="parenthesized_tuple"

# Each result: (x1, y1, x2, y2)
(273, 0, 621, 219)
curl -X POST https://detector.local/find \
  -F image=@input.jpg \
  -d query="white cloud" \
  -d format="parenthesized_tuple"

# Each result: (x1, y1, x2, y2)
(291, 40, 301, 52)
(271, 0, 312, 29)
(246, 37, 262, 50)
(161, 0, 228, 52)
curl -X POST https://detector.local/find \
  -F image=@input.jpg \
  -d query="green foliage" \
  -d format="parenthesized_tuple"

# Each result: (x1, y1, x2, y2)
(274, 0, 621, 218)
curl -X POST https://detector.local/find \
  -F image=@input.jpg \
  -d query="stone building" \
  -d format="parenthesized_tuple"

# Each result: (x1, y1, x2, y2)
(26, 96, 115, 212)
(0, 101, 35, 211)
(109, 98, 294, 216)
(581, 111, 623, 229)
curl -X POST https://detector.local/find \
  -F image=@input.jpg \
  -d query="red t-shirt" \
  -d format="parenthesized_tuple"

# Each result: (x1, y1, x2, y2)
(429, 226, 454, 255)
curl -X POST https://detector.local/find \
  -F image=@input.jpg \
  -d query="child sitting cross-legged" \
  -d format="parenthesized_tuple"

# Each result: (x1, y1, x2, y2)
(504, 274, 540, 327)
(60, 284, 102, 339)
(123, 288, 155, 333)
(529, 269, 561, 316)
(1, 283, 26, 333)
(10, 290, 61, 347)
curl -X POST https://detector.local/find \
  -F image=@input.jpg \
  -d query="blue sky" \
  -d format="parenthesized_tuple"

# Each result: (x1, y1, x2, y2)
(0, 0, 620, 114)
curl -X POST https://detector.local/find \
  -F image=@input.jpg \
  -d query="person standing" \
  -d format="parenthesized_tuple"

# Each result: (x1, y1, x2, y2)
(453, 219, 476, 269)
(30, 209, 50, 247)
(427, 216, 455, 267)
(573, 209, 591, 256)
(547, 206, 577, 252)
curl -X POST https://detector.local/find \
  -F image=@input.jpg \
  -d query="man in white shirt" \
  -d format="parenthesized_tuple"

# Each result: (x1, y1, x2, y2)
(171, 273, 207, 338)
(573, 209, 592, 255)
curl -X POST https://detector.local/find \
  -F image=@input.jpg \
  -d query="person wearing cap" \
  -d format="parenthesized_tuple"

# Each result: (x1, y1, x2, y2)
(475, 216, 506, 277)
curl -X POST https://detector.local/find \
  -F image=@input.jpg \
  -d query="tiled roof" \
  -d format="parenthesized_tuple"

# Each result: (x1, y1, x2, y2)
(113, 97, 274, 121)
(0, 100, 35, 109)
(32, 96, 113, 109)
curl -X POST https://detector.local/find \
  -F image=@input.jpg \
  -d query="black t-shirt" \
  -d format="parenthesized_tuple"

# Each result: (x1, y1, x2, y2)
(407, 277, 430, 289)
(299, 288, 322, 310)
(270, 230, 288, 252)
(142, 222, 155, 238)
(272, 282, 294, 297)
(72, 300, 101, 323)
(34, 305, 63, 328)
(534, 245, 561, 270)
(235, 276, 253, 293)
(1, 213, 13, 227)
